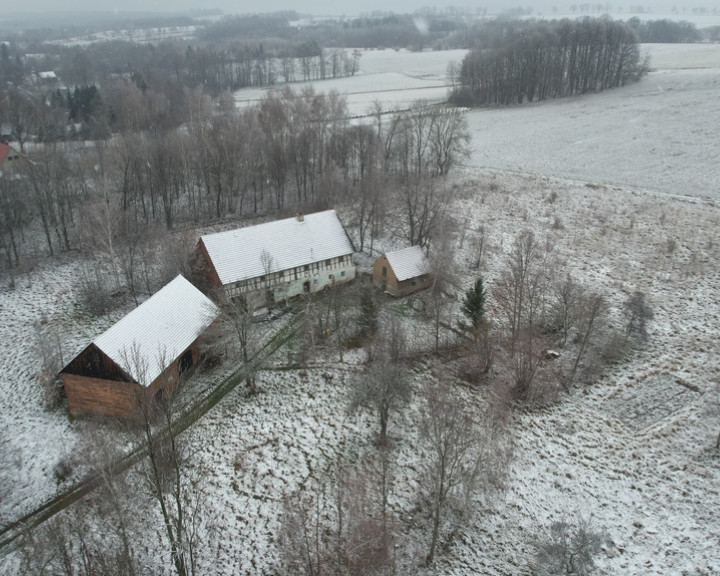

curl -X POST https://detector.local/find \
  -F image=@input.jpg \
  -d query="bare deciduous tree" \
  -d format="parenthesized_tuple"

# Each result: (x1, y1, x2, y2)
(279, 457, 396, 576)
(534, 515, 606, 576)
(425, 220, 460, 351)
(571, 292, 607, 383)
(493, 230, 548, 339)
(550, 273, 583, 346)
(420, 379, 508, 565)
(123, 345, 205, 576)
(623, 290, 654, 347)
(351, 318, 411, 445)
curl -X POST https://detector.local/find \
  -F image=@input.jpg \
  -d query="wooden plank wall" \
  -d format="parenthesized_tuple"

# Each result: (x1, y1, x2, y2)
(62, 373, 143, 420)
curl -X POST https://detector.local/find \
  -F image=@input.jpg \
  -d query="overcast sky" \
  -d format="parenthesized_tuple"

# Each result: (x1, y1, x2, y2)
(4, 1, 685, 17)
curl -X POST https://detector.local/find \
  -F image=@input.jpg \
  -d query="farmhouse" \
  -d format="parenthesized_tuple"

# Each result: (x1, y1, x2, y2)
(60, 275, 219, 419)
(373, 246, 432, 296)
(198, 210, 356, 307)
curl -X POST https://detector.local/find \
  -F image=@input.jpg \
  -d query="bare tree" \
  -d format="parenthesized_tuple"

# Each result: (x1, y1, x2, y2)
(89, 435, 138, 576)
(425, 219, 460, 351)
(461, 320, 495, 384)
(428, 107, 470, 176)
(350, 319, 412, 446)
(81, 178, 123, 293)
(220, 296, 257, 394)
(35, 321, 66, 406)
(623, 290, 654, 347)
(534, 515, 606, 576)
(123, 345, 203, 576)
(401, 177, 455, 249)
(493, 230, 548, 339)
(570, 292, 607, 383)
(507, 328, 545, 401)
(420, 380, 496, 565)
(550, 273, 583, 346)
(279, 457, 396, 576)
(0, 171, 24, 277)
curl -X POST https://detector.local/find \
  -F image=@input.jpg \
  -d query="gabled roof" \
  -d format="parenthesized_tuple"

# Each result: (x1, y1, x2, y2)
(92, 275, 219, 387)
(384, 246, 431, 282)
(200, 210, 355, 286)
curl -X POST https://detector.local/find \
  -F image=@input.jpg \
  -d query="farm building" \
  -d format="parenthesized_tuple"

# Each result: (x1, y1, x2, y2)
(373, 246, 432, 296)
(0, 142, 20, 165)
(60, 275, 219, 420)
(198, 210, 356, 308)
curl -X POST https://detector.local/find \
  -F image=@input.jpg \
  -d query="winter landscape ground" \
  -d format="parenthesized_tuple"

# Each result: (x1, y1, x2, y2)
(1, 43, 720, 574)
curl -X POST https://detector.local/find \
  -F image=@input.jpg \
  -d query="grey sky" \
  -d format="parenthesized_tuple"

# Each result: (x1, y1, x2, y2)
(5, 1, 685, 18)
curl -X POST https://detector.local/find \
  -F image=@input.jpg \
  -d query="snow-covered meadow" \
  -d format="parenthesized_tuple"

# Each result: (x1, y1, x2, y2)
(1, 42, 720, 574)
(175, 167, 720, 575)
(233, 49, 466, 116)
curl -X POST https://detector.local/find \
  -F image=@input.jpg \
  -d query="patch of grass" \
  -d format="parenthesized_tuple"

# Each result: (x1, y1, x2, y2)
(391, 299, 416, 318)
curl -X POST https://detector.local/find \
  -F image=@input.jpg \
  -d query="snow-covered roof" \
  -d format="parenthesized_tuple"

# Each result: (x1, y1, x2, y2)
(38, 71, 56, 79)
(93, 275, 219, 387)
(201, 210, 355, 286)
(385, 246, 431, 282)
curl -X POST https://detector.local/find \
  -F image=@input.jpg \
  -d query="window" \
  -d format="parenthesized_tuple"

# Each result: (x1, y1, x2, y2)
(341, 271, 346, 277)
(382, 266, 387, 278)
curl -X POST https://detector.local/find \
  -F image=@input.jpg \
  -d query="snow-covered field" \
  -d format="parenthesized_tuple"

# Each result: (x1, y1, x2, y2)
(48, 25, 199, 47)
(175, 168, 720, 575)
(2, 42, 720, 574)
(465, 61, 720, 197)
(233, 49, 466, 116)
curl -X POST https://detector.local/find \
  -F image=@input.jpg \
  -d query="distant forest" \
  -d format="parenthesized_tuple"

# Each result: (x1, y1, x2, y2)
(451, 18, 648, 106)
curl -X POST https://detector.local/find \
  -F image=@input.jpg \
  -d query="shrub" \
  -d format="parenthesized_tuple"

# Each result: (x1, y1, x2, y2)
(534, 517, 605, 576)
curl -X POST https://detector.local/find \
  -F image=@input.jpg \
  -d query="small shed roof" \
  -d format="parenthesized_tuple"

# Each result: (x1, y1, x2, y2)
(38, 71, 57, 79)
(384, 246, 431, 282)
(200, 210, 355, 286)
(93, 275, 219, 387)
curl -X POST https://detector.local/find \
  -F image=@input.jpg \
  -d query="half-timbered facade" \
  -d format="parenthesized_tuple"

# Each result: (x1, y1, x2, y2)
(199, 210, 356, 308)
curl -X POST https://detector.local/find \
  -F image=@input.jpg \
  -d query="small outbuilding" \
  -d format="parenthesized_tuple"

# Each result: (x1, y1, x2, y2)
(373, 246, 432, 296)
(60, 275, 219, 420)
(0, 142, 20, 165)
(198, 210, 356, 308)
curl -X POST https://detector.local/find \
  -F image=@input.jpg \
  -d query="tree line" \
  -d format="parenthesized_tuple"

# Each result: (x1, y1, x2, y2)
(451, 17, 647, 106)
(625, 17, 701, 42)
(0, 91, 469, 303)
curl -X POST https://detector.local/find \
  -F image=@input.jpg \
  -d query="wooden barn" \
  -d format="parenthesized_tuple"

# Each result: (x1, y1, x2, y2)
(198, 210, 356, 308)
(373, 246, 432, 296)
(60, 275, 219, 420)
